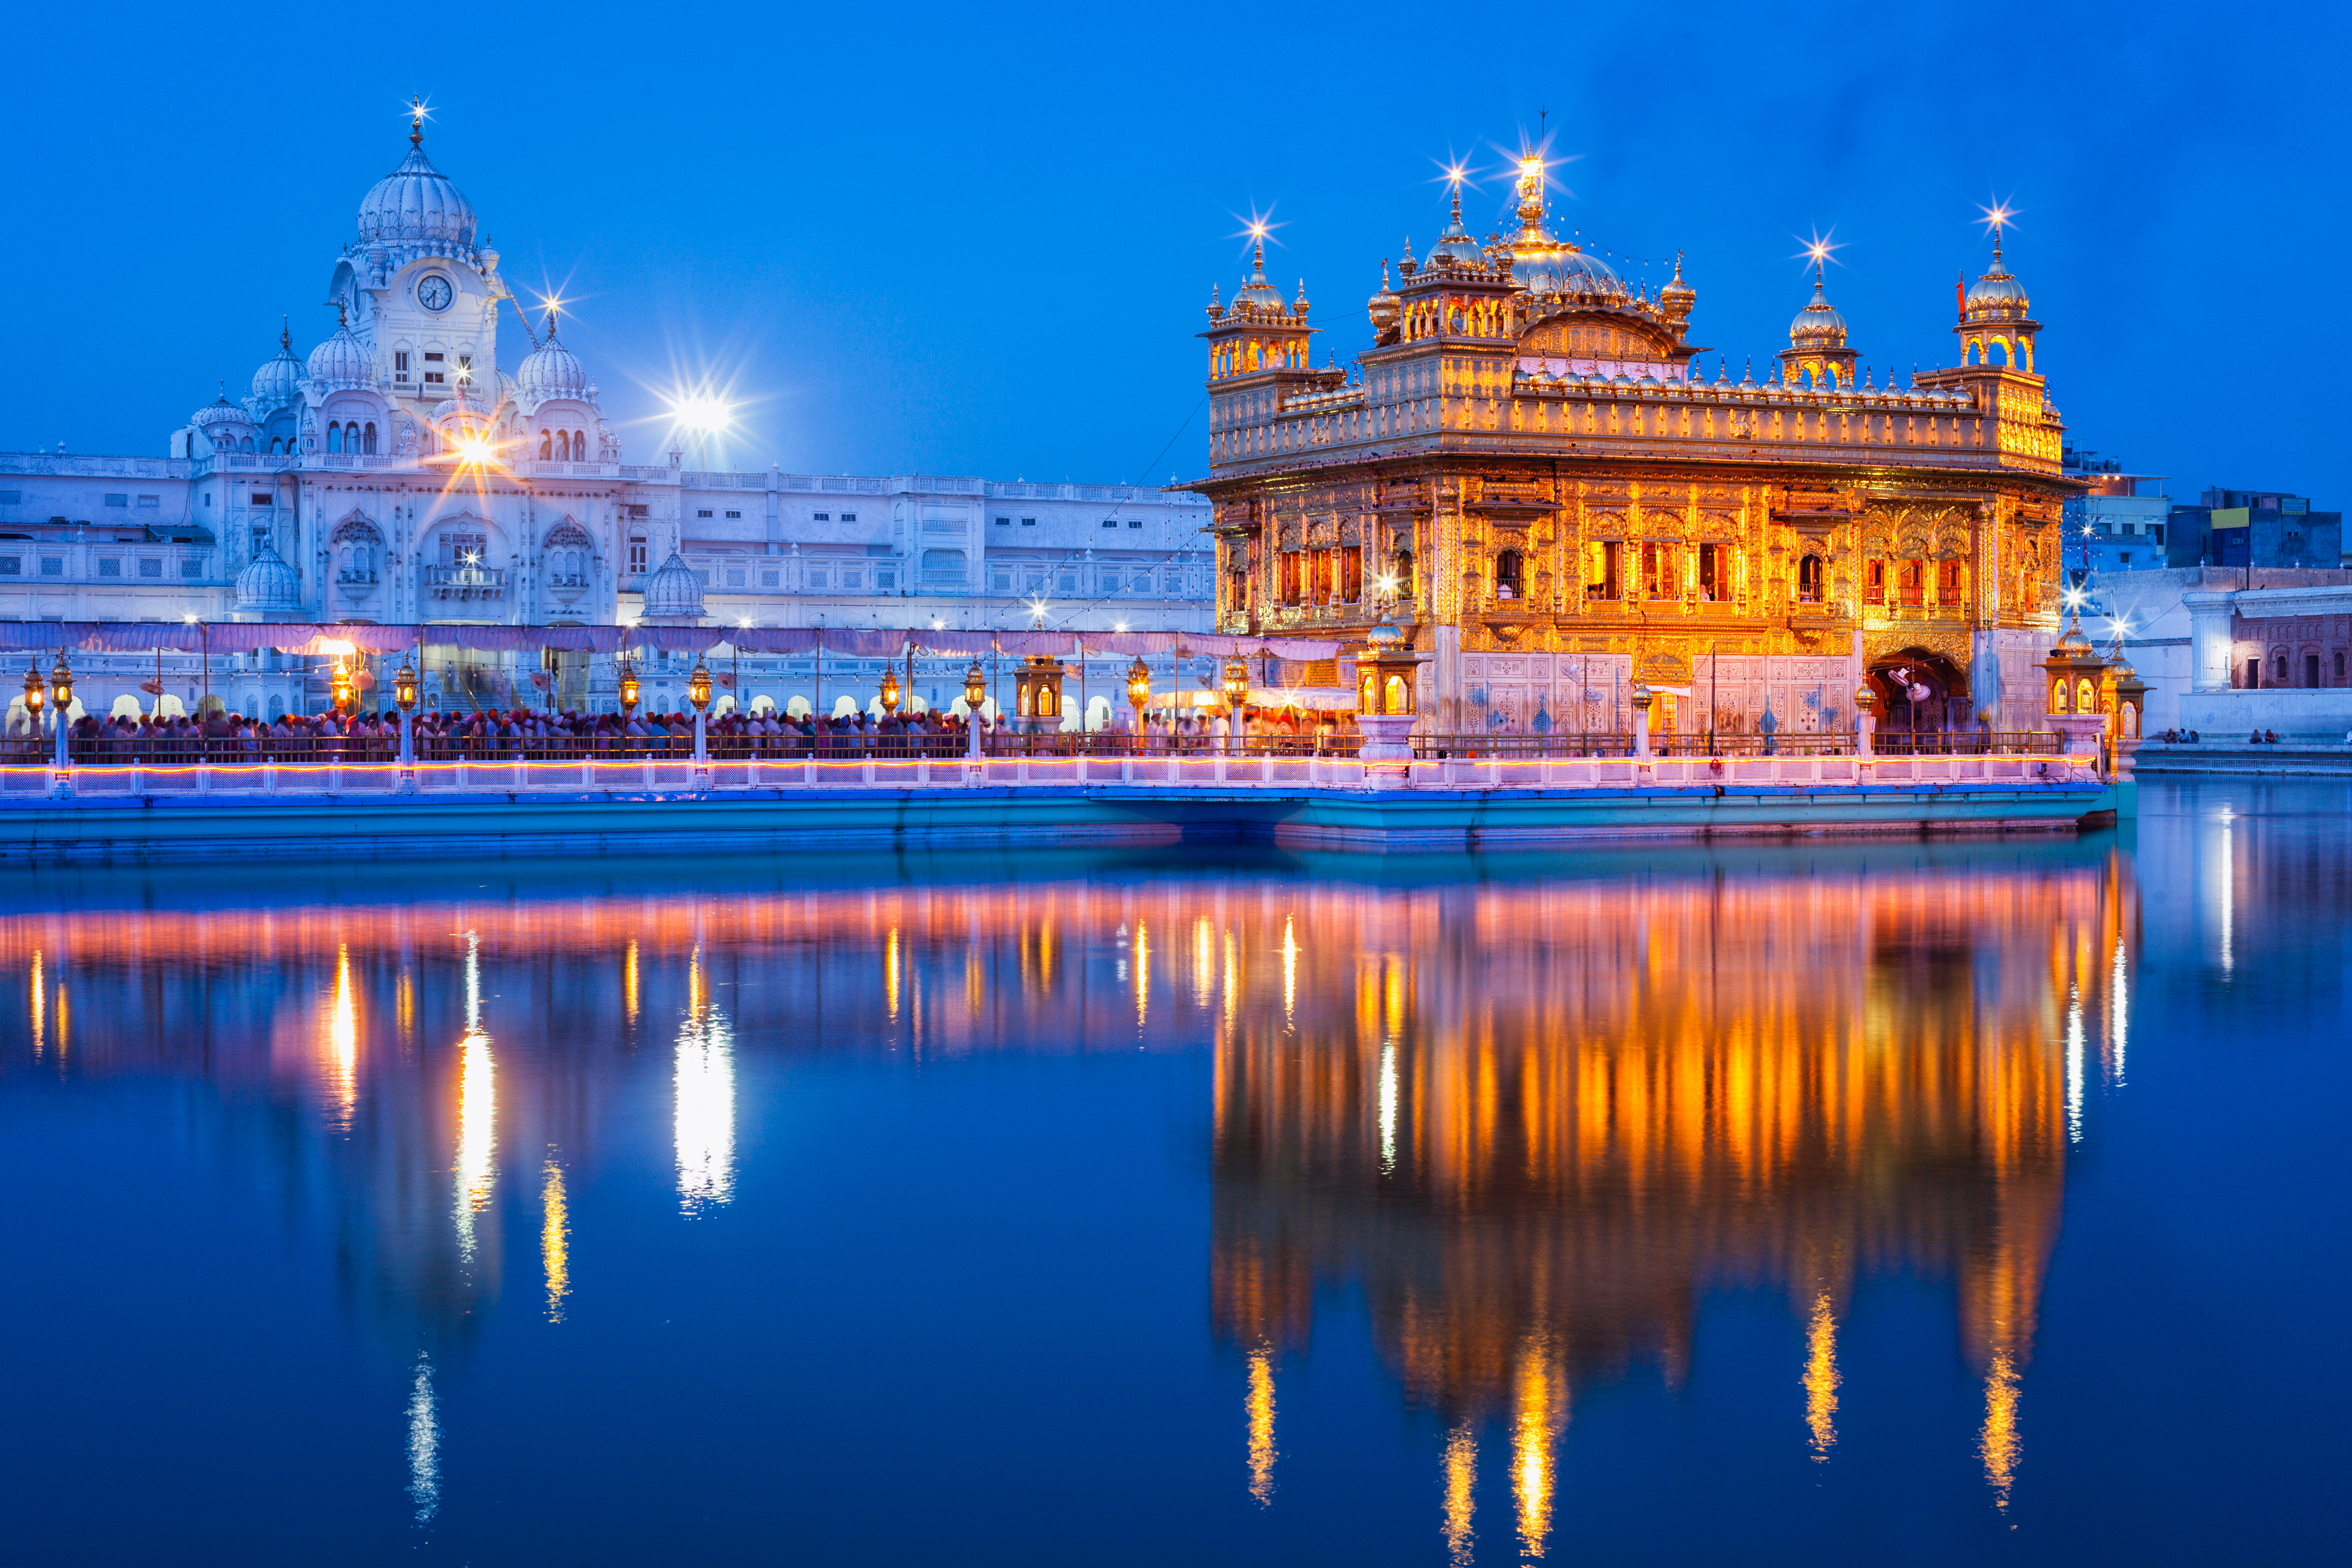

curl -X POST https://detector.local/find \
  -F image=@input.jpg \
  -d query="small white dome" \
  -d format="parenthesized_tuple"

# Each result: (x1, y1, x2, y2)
(357, 138, 477, 249)
(251, 331, 303, 409)
(641, 550, 705, 621)
(192, 392, 252, 432)
(236, 543, 302, 613)
(305, 324, 372, 392)
(518, 328, 589, 400)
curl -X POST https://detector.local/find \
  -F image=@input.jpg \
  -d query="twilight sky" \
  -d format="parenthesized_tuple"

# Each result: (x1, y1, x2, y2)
(5, 0, 2343, 508)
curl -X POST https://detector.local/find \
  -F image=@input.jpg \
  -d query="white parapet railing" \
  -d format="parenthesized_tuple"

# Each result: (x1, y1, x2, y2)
(0, 750, 2103, 802)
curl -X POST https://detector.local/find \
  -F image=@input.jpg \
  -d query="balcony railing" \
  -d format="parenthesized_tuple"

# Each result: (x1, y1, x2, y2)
(422, 563, 508, 600)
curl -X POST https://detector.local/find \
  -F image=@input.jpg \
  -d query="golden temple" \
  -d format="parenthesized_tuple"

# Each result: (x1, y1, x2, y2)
(1195, 156, 2078, 738)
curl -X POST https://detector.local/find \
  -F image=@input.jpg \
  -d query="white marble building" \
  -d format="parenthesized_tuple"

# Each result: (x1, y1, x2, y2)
(0, 109, 1209, 718)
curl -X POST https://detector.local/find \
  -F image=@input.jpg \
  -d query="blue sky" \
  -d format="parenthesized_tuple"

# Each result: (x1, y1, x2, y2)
(5, 0, 2342, 505)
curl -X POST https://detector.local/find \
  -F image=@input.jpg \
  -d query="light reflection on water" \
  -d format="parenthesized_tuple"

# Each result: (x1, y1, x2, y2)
(0, 789, 2342, 1565)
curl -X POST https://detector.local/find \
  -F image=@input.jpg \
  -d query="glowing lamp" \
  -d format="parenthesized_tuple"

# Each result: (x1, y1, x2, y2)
(963, 660, 987, 714)
(1222, 656, 1250, 713)
(22, 661, 43, 716)
(618, 659, 641, 717)
(330, 658, 354, 715)
(48, 655, 72, 715)
(687, 660, 712, 713)
(393, 659, 418, 713)
(1126, 655, 1151, 715)
(880, 668, 900, 714)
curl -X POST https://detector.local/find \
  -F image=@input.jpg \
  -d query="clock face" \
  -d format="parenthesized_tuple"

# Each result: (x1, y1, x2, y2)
(417, 275, 454, 312)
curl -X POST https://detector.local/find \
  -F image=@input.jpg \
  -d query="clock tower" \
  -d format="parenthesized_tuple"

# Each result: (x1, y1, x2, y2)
(327, 99, 509, 444)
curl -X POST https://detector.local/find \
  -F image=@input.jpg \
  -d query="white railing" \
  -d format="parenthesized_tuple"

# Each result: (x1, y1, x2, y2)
(0, 751, 2101, 801)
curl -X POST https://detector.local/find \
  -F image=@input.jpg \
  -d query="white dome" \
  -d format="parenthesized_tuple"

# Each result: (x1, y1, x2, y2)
(518, 329, 589, 400)
(235, 543, 302, 613)
(305, 324, 372, 392)
(641, 550, 705, 621)
(192, 392, 252, 433)
(357, 140, 477, 249)
(250, 332, 303, 409)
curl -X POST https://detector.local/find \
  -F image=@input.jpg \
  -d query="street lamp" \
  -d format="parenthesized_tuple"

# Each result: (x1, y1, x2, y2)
(1126, 655, 1151, 734)
(880, 666, 900, 716)
(688, 659, 713, 773)
(394, 657, 418, 772)
(963, 658, 988, 761)
(48, 654, 72, 768)
(330, 656, 354, 717)
(1222, 655, 1250, 714)
(22, 660, 44, 736)
(618, 656, 641, 720)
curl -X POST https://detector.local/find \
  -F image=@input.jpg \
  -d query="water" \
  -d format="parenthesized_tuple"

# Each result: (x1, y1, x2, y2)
(1, 780, 2343, 1566)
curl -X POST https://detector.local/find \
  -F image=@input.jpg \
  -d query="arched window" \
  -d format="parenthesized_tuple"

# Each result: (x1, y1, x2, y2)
(2337, 650, 2346, 683)
(240, 436, 255, 453)
(540, 430, 553, 460)
(344, 422, 358, 450)
(560, 430, 574, 461)
(1966, 341, 1982, 366)
(1989, 341, 2009, 367)
(362, 422, 377, 454)
(269, 437, 283, 454)
(326, 423, 342, 454)
(2274, 652, 2288, 682)
(1494, 548, 1524, 600)
(1798, 554, 1824, 603)
(574, 430, 587, 459)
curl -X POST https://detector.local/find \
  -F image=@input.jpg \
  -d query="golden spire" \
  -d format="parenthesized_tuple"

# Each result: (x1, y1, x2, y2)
(408, 95, 426, 148)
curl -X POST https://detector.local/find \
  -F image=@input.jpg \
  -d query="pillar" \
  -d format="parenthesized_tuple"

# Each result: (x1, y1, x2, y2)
(2183, 590, 2237, 692)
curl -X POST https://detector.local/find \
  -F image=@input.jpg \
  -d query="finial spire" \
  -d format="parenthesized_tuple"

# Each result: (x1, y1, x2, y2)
(280, 315, 290, 351)
(408, 95, 425, 147)
(335, 297, 348, 330)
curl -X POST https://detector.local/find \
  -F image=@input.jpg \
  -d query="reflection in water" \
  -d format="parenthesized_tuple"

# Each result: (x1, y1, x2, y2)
(676, 952, 737, 1216)
(1245, 1345, 1276, 1507)
(1442, 1423, 1476, 1567)
(1803, 1290, 1840, 1461)
(455, 933, 497, 1264)
(407, 1350, 440, 1525)
(327, 944, 358, 1132)
(0, 843, 2163, 1546)
(542, 1157, 571, 1323)
(1211, 854, 2137, 1537)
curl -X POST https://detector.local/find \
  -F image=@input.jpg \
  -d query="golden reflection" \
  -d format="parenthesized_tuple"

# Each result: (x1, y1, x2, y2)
(326, 943, 358, 1131)
(1223, 928, 1239, 1027)
(455, 932, 496, 1264)
(28, 949, 41, 1058)
(1194, 917, 1214, 1010)
(2109, 935, 2129, 1086)
(886, 925, 901, 1021)
(1804, 1290, 1841, 1460)
(1246, 1345, 1277, 1506)
(1134, 919, 1149, 1028)
(1211, 854, 2135, 1508)
(542, 1155, 571, 1323)
(1281, 915, 1297, 1020)
(1442, 1423, 1476, 1568)
(624, 937, 640, 1029)
(1511, 1349, 1561, 1559)
(675, 951, 737, 1216)
(1981, 1349, 2021, 1507)
(396, 966, 415, 1054)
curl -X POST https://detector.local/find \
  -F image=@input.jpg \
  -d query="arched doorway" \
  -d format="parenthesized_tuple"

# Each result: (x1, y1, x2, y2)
(1865, 649, 1971, 751)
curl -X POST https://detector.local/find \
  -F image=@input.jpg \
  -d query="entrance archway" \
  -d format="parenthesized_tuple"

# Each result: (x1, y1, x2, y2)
(1865, 649, 1971, 749)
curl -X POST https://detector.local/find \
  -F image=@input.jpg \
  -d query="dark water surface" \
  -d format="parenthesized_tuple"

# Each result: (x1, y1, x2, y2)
(2, 780, 2345, 1566)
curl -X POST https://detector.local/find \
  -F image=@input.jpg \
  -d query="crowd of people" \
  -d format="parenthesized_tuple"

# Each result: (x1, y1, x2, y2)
(10, 699, 1361, 763)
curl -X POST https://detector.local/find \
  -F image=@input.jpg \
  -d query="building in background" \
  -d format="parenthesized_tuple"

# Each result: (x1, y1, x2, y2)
(2166, 487, 2342, 570)
(1192, 152, 2077, 738)
(0, 107, 1209, 722)
(2060, 448, 2168, 577)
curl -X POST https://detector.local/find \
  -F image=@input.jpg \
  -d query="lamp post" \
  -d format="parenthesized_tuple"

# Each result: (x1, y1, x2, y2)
(330, 657, 354, 719)
(394, 657, 418, 781)
(618, 656, 641, 723)
(963, 659, 988, 763)
(48, 654, 73, 769)
(688, 659, 713, 776)
(22, 660, 44, 749)
(1125, 654, 1151, 731)
(880, 666, 900, 717)
(1223, 655, 1250, 752)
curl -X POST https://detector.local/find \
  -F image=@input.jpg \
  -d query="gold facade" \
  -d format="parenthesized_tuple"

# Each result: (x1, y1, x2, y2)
(1195, 162, 2079, 733)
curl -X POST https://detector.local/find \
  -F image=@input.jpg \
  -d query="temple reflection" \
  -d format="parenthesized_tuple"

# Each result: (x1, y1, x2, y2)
(0, 845, 2149, 1538)
(1209, 852, 2137, 1533)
